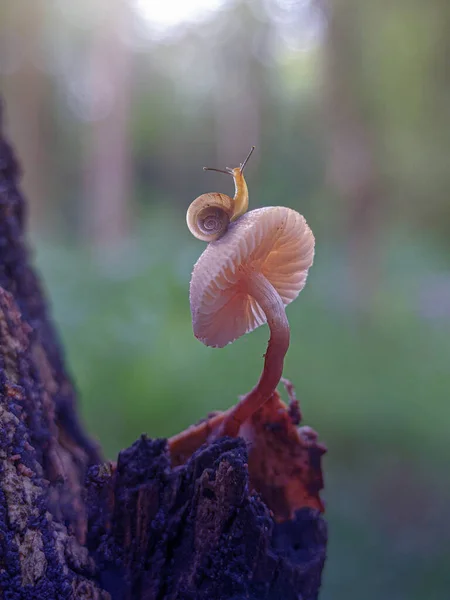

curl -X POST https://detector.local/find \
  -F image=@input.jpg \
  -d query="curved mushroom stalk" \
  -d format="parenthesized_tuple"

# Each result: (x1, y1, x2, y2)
(221, 272, 290, 437)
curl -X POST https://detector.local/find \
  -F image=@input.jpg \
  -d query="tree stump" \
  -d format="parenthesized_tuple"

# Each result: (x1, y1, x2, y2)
(0, 100, 327, 599)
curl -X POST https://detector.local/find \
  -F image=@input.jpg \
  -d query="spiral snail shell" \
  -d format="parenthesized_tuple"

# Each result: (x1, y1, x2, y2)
(186, 147, 254, 242)
(186, 192, 234, 242)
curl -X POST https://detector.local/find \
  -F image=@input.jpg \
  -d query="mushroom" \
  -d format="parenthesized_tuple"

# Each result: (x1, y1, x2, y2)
(186, 149, 315, 437)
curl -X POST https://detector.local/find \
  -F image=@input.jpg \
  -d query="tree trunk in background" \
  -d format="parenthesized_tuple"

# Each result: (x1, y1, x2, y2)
(322, 0, 383, 317)
(0, 101, 326, 599)
(0, 1, 48, 233)
(82, 0, 131, 252)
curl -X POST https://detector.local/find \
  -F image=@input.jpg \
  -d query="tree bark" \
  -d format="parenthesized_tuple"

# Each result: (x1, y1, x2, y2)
(0, 100, 327, 599)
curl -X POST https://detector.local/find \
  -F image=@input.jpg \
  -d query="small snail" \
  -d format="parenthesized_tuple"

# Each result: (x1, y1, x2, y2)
(186, 146, 254, 241)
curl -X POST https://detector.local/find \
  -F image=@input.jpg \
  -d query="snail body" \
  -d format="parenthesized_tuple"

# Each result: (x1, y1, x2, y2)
(228, 166, 249, 219)
(186, 147, 254, 242)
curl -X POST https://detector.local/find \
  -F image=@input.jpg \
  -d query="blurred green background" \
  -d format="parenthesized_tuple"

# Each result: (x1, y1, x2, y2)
(1, 1, 450, 598)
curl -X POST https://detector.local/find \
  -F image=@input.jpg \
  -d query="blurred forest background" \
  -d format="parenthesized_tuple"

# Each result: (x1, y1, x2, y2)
(1, 0, 449, 598)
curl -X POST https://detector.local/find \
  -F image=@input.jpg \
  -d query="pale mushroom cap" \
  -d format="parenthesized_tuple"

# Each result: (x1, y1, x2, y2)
(190, 206, 315, 348)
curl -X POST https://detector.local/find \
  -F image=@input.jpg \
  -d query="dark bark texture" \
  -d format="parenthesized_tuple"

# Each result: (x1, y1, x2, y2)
(87, 436, 326, 600)
(0, 101, 327, 599)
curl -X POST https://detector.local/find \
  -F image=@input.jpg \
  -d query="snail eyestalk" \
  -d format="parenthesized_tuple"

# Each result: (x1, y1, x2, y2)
(240, 145, 255, 173)
(202, 167, 232, 176)
(202, 146, 254, 176)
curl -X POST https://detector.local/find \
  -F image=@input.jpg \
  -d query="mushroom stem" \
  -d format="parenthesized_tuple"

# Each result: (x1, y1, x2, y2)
(222, 270, 290, 437)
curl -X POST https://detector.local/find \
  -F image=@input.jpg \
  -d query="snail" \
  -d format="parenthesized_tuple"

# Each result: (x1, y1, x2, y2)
(186, 146, 254, 241)
(184, 147, 315, 438)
